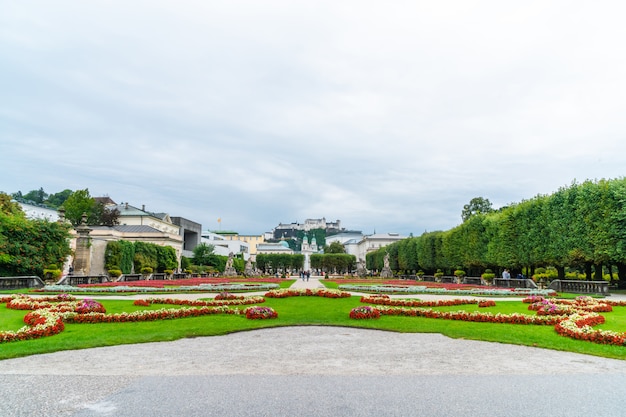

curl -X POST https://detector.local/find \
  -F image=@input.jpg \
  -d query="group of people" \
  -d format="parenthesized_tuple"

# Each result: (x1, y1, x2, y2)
(502, 269, 527, 279)
(300, 270, 311, 281)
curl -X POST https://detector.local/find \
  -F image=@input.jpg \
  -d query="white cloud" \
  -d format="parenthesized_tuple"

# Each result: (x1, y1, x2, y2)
(2, 1, 626, 235)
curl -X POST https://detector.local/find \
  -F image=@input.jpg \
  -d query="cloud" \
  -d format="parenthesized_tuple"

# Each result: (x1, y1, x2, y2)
(2, 1, 626, 235)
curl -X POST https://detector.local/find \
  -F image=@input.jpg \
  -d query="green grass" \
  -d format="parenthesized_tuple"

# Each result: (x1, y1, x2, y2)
(3, 295, 626, 361)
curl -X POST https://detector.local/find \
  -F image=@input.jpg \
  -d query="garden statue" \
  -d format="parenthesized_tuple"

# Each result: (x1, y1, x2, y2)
(356, 258, 367, 277)
(380, 252, 393, 278)
(223, 252, 237, 277)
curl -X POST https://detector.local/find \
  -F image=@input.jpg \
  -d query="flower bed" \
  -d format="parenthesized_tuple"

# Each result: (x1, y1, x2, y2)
(62, 306, 238, 324)
(37, 283, 279, 294)
(264, 288, 351, 298)
(1, 310, 65, 343)
(360, 295, 479, 308)
(215, 292, 244, 300)
(478, 300, 496, 308)
(132, 296, 265, 307)
(527, 297, 614, 315)
(363, 306, 564, 325)
(244, 306, 278, 320)
(351, 294, 626, 347)
(339, 284, 556, 297)
(0, 294, 270, 344)
(555, 313, 622, 345)
(74, 277, 284, 288)
(349, 306, 380, 319)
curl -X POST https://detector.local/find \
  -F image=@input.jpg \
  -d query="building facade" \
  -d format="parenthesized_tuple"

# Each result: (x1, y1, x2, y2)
(201, 231, 250, 260)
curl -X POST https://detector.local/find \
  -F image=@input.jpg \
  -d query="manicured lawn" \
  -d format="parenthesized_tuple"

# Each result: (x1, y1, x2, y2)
(3, 294, 626, 361)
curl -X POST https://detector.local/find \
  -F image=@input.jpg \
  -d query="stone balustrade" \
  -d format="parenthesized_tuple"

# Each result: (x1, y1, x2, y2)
(548, 279, 609, 295)
(493, 278, 538, 289)
(0, 276, 45, 289)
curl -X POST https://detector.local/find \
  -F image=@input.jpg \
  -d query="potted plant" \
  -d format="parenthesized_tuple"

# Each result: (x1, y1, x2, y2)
(43, 264, 62, 283)
(434, 269, 444, 281)
(481, 269, 495, 285)
(108, 269, 122, 279)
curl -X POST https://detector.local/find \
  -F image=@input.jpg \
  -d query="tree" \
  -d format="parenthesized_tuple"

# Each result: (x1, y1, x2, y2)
(22, 188, 48, 204)
(61, 189, 119, 226)
(324, 241, 345, 253)
(0, 206, 72, 276)
(93, 202, 120, 227)
(62, 189, 96, 225)
(0, 193, 24, 216)
(46, 189, 73, 208)
(157, 245, 178, 272)
(192, 243, 216, 266)
(462, 197, 494, 222)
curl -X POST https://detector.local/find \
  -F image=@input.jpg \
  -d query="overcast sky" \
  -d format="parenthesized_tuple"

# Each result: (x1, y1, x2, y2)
(2, 1, 625, 236)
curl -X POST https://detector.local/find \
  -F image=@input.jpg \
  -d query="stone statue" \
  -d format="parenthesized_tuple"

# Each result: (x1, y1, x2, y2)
(356, 258, 367, 277)
(380, 252, 393, 278)
(223, 252, 237, 277)
(244, 258, 255, 276)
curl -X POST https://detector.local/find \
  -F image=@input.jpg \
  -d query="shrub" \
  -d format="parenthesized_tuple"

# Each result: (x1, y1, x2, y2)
(482, 272, 495, 283)
(140, 266, 153, 275)
(434, 269, 444, 278)
(43, 268, 62, 280)
(108, 269, 122, 278)
(454, 269, 466, 277)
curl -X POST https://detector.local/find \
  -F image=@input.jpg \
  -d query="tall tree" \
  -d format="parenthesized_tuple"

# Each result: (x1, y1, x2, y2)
(461, 197, 494, 222)
(324, 241, 345, 253)
(46, 189, 73, 208)
(22, 187, 48, 204)
(61, 189, 119, 226)
(192, 243, 216, 266)
(62, 189, 96, 225)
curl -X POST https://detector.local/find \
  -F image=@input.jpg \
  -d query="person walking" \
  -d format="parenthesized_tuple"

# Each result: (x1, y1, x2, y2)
(502, 269, 511, 279)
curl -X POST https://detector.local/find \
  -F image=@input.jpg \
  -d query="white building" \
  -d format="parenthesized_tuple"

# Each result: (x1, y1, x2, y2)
(325, 231, 364, 246)
(115, 203, 181, 235)
(354, 233, 407, 263)
(201, 231, 250, 260)
(255, 241, 294, 255)
(18, 202, 59, 222)
(300, 234, 320, 271)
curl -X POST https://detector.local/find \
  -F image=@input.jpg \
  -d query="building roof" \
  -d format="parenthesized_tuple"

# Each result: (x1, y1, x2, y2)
(115, 203, 149, 216)
(364, 232, 405, 240)
(92, 225, 163, 233)
(94, 196, 117, 206)
(257, 243, 293, 252)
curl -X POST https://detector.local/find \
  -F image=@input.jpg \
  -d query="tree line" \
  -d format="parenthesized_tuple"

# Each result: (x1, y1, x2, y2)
(11, 187, 120, 226)
(368, 178, 626, 285)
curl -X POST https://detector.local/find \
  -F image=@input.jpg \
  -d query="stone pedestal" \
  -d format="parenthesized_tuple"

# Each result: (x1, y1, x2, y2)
(73, 213, 92, 276)
(380, 267, 393, 278)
